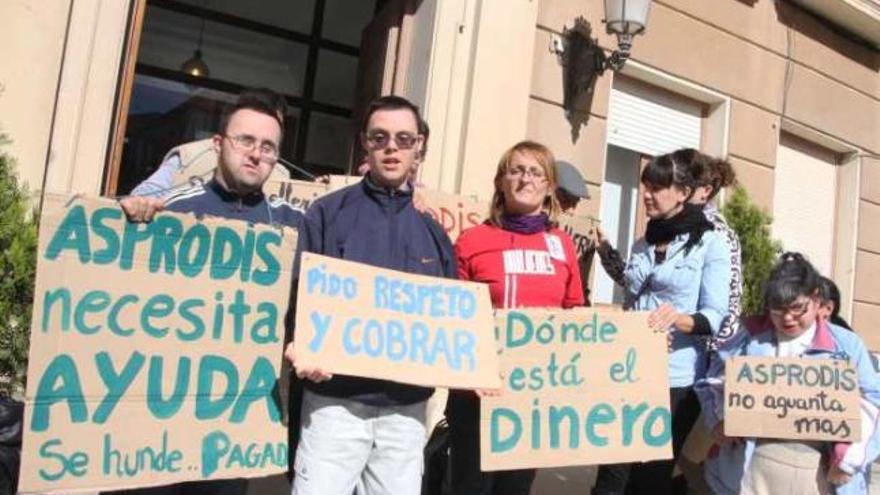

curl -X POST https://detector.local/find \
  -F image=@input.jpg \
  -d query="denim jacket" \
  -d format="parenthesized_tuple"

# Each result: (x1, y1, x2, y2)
(624, 230, 732, 387)
(695, 317, 880, 495)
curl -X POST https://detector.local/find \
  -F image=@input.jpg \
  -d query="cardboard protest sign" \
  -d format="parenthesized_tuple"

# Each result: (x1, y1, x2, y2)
(420, 189, 488, 242)
(20, 194, 297, 493)
(327, 174, 362, 191)
(481, 308, 671, 470)
(724, 356, 861, 442)
(557, 214, 598, 258)
(293, 252, 501, 389)
(265, 178, 329, 211)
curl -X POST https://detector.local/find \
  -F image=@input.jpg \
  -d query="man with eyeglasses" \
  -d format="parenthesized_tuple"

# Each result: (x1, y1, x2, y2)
(120, 90, 303, 228)
(128, 87, 292, 199)
(115, 90, 304, 494)
(283, 95, 456, 495)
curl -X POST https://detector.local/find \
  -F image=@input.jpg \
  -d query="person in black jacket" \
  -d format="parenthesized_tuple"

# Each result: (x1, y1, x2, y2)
(117, 88, 304, 495)
(284, 96, 455, 495)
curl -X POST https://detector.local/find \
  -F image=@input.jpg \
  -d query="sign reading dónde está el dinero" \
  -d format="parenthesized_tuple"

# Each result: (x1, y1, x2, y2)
(20, 195, 297, 493)
(481, 308, 672, 470)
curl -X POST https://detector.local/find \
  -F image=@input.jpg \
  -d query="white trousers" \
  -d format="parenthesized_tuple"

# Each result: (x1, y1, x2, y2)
(291, 390, 427, 495)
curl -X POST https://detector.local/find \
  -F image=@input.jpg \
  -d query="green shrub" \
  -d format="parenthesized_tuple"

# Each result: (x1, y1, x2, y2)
(0, 136, 38, 397)
(721, 186, 782, 315)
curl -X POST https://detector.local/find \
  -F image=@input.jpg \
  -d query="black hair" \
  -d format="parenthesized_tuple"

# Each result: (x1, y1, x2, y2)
(360, 95, 423, 134)
(219, 87, 286, 135)
(817, 276, 842, 318)
(418, 117, 430, 158)
(640, 148, 702, 197)
(763, 252, 821, 312)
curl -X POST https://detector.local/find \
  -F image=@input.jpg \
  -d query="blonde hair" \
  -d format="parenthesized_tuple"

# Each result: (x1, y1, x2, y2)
(489, 140, 561, 227)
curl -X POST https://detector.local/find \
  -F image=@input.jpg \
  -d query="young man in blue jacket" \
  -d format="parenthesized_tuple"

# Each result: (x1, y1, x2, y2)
(118, 89, 304, 495)
(284, 96, 456, 495)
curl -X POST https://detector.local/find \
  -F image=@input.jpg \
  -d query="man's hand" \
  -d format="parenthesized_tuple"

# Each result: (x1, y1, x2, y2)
(826, 463, 852, 486)
(592, 226, 612, 253)
(119, 196, 165, 223)
(412, 184, 428, 213)
(284, 341, 333, 383)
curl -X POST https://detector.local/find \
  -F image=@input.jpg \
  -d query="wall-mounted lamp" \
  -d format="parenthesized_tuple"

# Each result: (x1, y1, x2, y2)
(557, 1, 651, 136)
(602, 0, 652, 72)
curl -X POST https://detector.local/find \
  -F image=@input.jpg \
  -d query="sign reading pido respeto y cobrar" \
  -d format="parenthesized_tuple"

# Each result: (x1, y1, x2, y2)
(293, 252, 502, 390)
(481, 308, 672, 470)
(20, 194, 296, 493)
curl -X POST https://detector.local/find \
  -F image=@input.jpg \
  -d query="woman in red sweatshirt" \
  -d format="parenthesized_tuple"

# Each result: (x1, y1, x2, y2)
(446, 140, 585, 495)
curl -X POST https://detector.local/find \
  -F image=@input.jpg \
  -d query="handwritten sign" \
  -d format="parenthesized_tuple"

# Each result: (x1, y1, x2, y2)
(724, 356, 861, 442)
(20, 195, 296, 493)
(557, 214, 597, 258)
(293, 253, 501, 389)
(265, 179, 329, 212)
(481, 308, 671, 470)
(327, 174, 362, 191)
(420, 190, 487, 242)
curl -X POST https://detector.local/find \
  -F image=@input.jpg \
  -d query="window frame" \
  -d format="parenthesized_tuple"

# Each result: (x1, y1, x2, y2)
(104, 0, 382, 195)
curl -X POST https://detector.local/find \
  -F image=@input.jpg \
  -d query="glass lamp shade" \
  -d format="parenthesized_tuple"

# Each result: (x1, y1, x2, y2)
(181, 49, 210, 78)
(604, 0, 652, 35)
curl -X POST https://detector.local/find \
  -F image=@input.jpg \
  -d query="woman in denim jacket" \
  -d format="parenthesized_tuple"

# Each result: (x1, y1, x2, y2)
(592, 149, 732, 495)
(695, 253, 880, 494)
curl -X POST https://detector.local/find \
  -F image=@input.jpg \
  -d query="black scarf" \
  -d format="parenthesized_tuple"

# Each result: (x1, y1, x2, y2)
(645, 203, 713, 252)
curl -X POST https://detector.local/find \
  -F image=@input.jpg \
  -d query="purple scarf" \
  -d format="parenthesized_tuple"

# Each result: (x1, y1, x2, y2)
(501, 213, 549, 234)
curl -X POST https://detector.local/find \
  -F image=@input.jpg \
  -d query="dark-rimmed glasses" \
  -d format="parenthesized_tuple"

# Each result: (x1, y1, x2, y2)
(365, 131, 419, 150)
(769, 299, 812, 319)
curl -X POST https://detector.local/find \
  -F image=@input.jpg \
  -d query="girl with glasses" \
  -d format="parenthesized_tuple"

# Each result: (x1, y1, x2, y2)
(695, 252, 880, 494)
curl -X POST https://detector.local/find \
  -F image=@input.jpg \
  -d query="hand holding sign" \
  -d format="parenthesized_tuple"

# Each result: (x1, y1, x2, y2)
(827, 464, 852, 486)
(119, 195, 166, 222)
(284, 341, 332, 382)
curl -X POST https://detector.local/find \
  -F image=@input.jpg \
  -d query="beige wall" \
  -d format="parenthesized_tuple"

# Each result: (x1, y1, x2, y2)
(531, 0, 880, 331)
(1, 0, 133, 198)
(854, 158, 880, 348)
(454, 0, 538, 201)
(0, 1, 71, 195)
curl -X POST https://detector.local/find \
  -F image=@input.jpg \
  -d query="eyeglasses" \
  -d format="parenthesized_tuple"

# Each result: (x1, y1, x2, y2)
(506, 166, 547, 181)
(224, 134, 279, 162)
(365, 131, 419, 150)
(769, 299, 812, 319)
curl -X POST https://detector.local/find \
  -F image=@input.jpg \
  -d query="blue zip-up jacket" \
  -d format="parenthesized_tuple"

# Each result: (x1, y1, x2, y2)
(624, 230, 732, 387)
(695, 317, 880, 494)
(294, 175, 457, 406)
(164, 178, 305, 228)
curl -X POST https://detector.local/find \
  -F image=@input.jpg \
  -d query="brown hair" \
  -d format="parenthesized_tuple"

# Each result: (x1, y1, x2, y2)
(687, 150, 737, 201)
(220, 87, 286, 135)
(489, 140, 561, 227)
